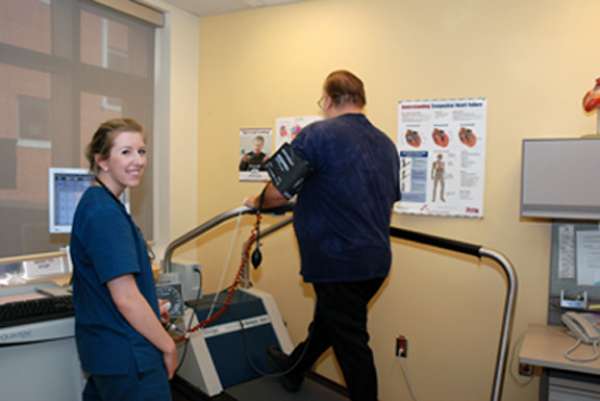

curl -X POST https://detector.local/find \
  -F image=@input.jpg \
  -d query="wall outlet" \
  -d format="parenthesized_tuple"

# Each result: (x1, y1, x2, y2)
(518, 363, 533, 377)
(396, 335, 408, 358)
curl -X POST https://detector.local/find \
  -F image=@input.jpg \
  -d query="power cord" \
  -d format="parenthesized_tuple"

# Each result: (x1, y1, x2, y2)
(207, 212, 243, 319)
(173, 209, 264, 371)
(176, 214, 259, 339)
(563, 338, 600, 362)
(508, 330, 534, 386)
(394, 330, 533, 401)
(397, 358, 419, 401)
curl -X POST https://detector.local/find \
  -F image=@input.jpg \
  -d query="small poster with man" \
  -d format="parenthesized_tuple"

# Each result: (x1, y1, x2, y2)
(239, 128, 272, 182)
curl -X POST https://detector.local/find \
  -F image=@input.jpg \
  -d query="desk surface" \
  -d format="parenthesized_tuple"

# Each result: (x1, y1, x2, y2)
(519, 324, 600, 375)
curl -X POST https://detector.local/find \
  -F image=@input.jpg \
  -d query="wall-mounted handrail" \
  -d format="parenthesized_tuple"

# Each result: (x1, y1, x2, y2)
(163, 207, 517, 401)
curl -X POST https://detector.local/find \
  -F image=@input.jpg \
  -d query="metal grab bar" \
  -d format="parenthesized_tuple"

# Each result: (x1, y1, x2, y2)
(390, 226, 518, 401)
(163, 207, 517, 401)
(163, 205, 295, 273)
(163, 206, 252, 273)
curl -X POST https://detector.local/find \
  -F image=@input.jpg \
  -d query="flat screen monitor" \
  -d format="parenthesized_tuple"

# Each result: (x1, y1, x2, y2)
(48, 168, 129, 233)
(521, 138, 600, 220)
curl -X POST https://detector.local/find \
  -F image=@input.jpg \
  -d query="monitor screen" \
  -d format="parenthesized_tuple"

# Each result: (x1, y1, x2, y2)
(48, 168, 129, 233)
(521, 138, 600, 220)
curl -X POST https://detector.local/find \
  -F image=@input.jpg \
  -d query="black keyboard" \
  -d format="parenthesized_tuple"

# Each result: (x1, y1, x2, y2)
(0, 295, 74, 328)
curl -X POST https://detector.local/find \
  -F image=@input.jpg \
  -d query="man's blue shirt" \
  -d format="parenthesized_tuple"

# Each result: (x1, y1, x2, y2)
(291, 113, 400, 283)
(70, 186, 162, 374)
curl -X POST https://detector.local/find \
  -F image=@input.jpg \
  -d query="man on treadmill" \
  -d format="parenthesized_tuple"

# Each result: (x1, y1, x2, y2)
(245, 70, 400, 401)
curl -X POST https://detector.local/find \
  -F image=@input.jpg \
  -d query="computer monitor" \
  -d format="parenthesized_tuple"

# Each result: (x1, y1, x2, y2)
(520, 138, 600, 220)
(48, 168, 129, 233)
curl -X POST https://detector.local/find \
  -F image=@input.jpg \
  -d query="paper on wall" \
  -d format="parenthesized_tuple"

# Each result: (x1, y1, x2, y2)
(275, 116, 321, 149)
(558, 224, 576, 279)
(576, 230, 600, 286)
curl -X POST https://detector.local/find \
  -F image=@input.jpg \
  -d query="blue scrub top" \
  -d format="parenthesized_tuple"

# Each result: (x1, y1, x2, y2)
(70, 186, 162, 375)
(291, 113, 401, 283)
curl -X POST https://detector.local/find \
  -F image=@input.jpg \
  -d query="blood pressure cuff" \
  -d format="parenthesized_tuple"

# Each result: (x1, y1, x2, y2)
(265, 143, 312, 199)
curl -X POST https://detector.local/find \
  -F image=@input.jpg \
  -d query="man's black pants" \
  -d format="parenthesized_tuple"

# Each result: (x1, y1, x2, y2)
(288, 277, 385, 401)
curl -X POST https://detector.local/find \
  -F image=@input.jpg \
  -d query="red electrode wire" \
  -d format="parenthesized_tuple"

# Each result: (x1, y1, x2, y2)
(174, 213, 262, 343)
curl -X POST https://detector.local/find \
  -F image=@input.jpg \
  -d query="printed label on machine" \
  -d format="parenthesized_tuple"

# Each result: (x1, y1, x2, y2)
(23, 257, 66, 279)
(201, 314, 271, 339)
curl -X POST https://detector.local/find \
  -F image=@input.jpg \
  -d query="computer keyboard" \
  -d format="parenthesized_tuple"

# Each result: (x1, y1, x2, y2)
(0, 295, 74, 328)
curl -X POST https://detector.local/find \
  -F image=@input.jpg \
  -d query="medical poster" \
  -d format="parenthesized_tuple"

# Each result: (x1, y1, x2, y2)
(275, 115, 322, 149)
(239, 128, 272, 182)
(395, 98, 487, 218)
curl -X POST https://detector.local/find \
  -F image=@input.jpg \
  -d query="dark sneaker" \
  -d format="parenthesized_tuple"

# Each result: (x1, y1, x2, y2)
(266, 345, 304, 393)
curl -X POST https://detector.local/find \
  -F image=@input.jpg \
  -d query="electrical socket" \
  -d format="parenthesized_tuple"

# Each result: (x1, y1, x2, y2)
(396, 335, 407, 358)
(518, 363, 533, 377)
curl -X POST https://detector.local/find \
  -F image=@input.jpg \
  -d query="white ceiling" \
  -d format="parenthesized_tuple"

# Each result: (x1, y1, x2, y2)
(160, 0, 303, 17)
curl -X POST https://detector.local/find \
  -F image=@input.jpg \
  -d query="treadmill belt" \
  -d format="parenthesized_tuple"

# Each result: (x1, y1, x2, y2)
(226, 375, 349, 401)
(171, 373, 349, 401)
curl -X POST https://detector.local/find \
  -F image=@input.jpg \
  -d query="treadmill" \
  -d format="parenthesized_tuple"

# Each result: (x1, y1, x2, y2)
(163, 206, 517, 401)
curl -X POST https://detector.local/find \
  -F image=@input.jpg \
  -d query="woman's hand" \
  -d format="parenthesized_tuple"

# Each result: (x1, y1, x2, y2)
(243, 196, 257, 209)
(107, 275, 180, 379)
(163, 340, 178, 379)
(158, 299, 171, 323)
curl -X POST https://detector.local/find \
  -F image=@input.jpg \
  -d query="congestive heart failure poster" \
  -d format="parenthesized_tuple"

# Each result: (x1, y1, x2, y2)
(396, 98, 487, 218)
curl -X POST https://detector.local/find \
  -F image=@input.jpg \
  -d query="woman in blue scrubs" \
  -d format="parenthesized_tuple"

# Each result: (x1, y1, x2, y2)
(70, 118, 176, 401)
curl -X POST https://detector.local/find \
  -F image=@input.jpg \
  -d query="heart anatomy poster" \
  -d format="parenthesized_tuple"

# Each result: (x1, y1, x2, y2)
(396, 98, 487, 218)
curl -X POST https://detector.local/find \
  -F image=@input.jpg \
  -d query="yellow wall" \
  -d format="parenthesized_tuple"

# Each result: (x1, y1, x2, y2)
(194, 1, 600, 400)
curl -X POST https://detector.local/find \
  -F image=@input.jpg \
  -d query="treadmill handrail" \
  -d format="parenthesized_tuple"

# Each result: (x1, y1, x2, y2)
(163, 206, 252, 273)
(163, 206, 517, 401)
(390, 226, 481, 256)
(390, 226, 517, 401)
(163, 205, 294, 273)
